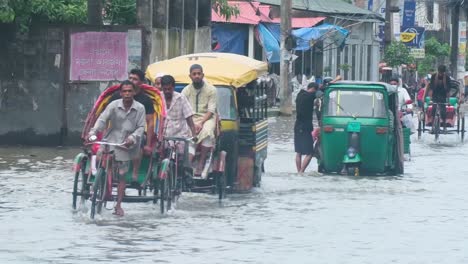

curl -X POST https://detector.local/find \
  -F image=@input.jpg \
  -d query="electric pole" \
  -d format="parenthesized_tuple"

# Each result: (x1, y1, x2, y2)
(280, 0, 293, 116)
(450, 1, 460, 79)
(384, 0, 393, 48)
(137, 0, 153, 69)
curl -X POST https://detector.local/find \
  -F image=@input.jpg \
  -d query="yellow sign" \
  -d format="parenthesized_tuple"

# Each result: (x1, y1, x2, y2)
(401, 32, 416, 42)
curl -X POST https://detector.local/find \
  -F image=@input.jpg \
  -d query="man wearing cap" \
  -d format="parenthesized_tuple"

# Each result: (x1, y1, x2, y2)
(182, 64, 217, 177)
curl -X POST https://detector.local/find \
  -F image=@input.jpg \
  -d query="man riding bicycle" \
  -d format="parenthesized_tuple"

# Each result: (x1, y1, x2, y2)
(88, 80, 146, 216)
(161, 75, 197, 155)
(427, 65, 451, 132)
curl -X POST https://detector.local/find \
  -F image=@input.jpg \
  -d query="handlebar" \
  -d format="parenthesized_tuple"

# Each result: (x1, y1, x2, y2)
(163, 137, 195, 143)
(85, 141, 126, 147)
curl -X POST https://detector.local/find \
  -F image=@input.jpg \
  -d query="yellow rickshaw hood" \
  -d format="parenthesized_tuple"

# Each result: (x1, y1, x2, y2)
(146, 52, 268, 88)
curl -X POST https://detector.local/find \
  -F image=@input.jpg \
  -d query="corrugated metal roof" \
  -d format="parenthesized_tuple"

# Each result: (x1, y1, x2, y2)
(258, 0, 384, 21)
(212, 1, 326, 27)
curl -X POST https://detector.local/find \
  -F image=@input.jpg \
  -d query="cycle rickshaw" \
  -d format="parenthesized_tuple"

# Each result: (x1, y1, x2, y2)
(146, 52, 269, 193)
(417, 78, 465, 141)
(71, 84, 169, 218)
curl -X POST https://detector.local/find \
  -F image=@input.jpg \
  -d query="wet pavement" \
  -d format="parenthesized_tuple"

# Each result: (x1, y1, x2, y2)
(1, 116, 468, 263)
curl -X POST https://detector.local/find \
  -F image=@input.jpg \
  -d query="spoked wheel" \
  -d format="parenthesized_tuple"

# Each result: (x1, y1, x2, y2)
(72, 159, 88, 210)
(462, 116, 465, 142)
(434, 115, 440, 141)
(90, 168, 106, 219)
(158, 159, 172, 214)
(216, 171, 227, 200)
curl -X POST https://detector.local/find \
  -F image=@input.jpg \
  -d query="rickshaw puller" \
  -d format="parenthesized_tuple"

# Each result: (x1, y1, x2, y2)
(182, 64, 218, 176)
(427, 65, 451, 131)
(89, 80, 146, 217)
(110, 69, 155, 183)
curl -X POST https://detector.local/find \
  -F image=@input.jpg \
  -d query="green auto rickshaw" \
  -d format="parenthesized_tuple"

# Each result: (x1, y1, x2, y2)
(319, 81, 406, 176)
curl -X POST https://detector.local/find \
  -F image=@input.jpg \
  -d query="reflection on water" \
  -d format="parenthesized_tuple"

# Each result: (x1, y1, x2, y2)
(1, 117, 468, 263)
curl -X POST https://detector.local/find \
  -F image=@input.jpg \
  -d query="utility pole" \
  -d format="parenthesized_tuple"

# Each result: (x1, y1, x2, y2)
(450, 2, 460, 79)
(87, 0, 103, 25)
(384, 0, 393, 48)
(280, 0, 293, 116)
(137, 0, 153, 69)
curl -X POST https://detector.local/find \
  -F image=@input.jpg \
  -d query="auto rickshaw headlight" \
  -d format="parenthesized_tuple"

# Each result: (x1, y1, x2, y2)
(347, 147, 357, 158)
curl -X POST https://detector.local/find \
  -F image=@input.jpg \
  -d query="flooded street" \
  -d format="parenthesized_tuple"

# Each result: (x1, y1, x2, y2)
(1, 116, 468, 263)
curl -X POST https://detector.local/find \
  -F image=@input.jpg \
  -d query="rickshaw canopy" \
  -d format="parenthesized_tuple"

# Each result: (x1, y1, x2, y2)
(146, 52, 268, 88)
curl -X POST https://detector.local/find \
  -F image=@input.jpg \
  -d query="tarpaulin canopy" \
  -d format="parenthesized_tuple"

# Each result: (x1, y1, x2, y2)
(212, 23, 249, 55)
(292, 23, 349, 51)
(256, 23, 281, 63)
(146, 52, 268, 88)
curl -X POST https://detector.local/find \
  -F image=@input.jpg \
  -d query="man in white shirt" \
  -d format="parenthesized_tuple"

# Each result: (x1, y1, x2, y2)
(389, 77, 415, 132)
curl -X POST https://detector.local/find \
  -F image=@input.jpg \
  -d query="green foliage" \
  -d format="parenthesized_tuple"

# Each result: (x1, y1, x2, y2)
(0, 0, 87, 32)
(384, 41, 414, 68)
(338, 63, 351, 72)
(213, 0, 240, 21)
(104, 0, 136, 25)
(416, 37, 450, 76)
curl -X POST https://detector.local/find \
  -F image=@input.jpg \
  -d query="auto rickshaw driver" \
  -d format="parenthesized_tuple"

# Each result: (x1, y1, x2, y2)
(182, 64, 218, 176)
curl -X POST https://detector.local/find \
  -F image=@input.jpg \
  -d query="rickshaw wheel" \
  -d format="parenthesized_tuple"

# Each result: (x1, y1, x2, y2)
(72, 162, 89, 210)
(417, 120, 422, 139)
(461, 117, 465, 142)
(90, 168, 105, 219)
(253, 163, 263, 188)
(158, 165, 172, 214)
(216, 171, 227, 200)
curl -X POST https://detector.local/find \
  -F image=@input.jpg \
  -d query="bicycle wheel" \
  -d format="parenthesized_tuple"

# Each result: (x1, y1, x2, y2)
(434, 114, 440, 141)
(158, 159, 171, 214)
(90, 168, 105, 219)
(72, 162, 89, 210)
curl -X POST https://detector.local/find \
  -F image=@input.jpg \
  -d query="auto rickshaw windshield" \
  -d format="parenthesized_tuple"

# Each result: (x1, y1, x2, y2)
(326, 90, 387, 118)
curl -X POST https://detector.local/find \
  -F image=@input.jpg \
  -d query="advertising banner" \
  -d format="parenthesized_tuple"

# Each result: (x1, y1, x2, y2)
(402, 1, 416, 27)
(400, 26, 425, 48)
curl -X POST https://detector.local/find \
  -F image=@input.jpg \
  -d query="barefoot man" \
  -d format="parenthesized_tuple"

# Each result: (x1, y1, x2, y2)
(182, 64, 217, 177)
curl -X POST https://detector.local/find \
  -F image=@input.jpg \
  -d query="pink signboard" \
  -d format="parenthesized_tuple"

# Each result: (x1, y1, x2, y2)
(70, 32, 128, 81)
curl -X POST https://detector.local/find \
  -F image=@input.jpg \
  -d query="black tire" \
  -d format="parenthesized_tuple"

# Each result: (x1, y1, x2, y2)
(72, 171, 80, 210)
(417, 119, 422, 139)
(434, 115, 440, 141)
(457, 109, 461, 134)
(158, 160, 172, 214)
(216, 171, 227, 200)
(253, 163, 262, 188)
(462, 117, 465, 142)
(90, 168, 105, 219)
(159, 178, 167, 214)
(72, 161, 89, 210)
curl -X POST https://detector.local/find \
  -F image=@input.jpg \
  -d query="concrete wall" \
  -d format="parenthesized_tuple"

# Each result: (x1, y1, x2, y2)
(0, 24, 139, 146)
(0, 25, 65, 145)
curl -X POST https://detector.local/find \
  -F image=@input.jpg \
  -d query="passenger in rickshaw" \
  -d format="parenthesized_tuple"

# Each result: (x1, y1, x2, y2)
(88, 80, 146, 216)
(427, 65, 451, 131)
(181, 64, 218, 176)
(161, 75, 197, 153)
(109, 69, 155, 182)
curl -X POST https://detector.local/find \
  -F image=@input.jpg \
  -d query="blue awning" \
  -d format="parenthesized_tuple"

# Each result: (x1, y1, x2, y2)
(292, 23, 349, 51)
(257, 23, 281, 63)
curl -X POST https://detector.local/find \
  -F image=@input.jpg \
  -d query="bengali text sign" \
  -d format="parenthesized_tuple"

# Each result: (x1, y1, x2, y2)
(70, 32, 128, 81)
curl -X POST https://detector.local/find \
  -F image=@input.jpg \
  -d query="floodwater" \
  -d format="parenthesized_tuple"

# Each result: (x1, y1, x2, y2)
(1, 116, 468, 264)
